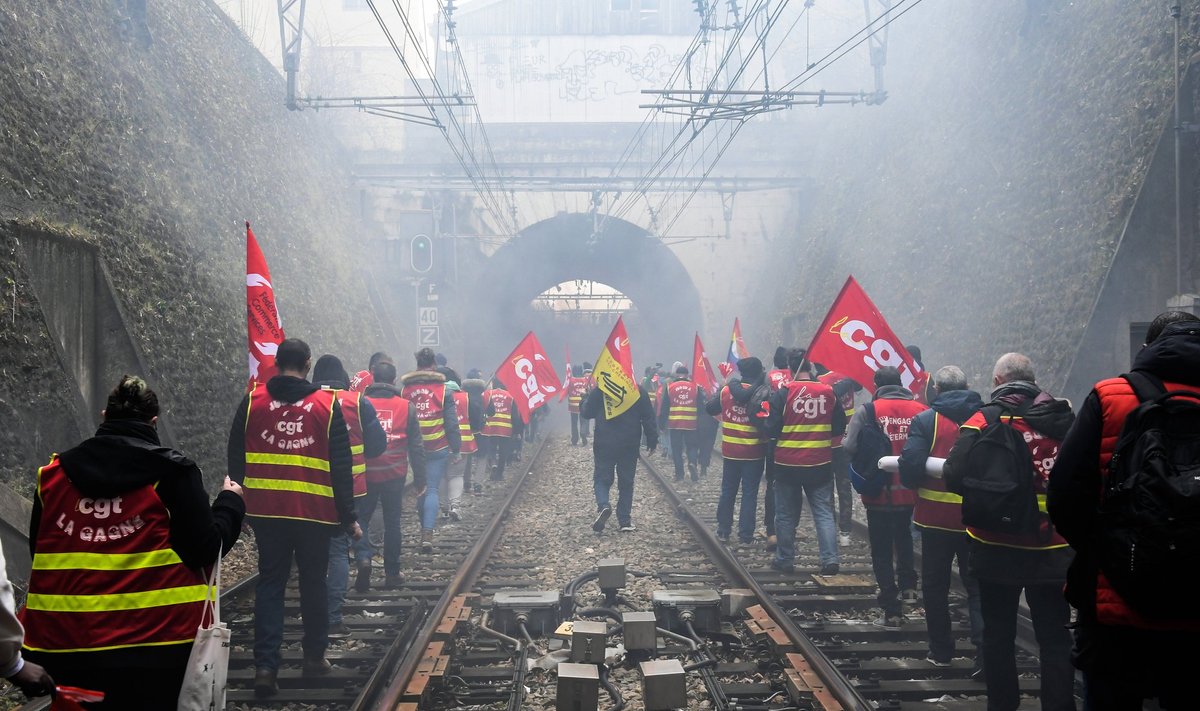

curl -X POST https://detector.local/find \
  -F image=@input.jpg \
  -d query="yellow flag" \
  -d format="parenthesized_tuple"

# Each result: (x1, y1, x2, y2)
(594, 317, 640, 419)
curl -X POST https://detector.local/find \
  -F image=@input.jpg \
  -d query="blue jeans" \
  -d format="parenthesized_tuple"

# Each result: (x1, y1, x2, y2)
(594, 448, 638, 526)
(420, 449, 450, 529)
(356, 478, 405, 576)
(251, 518, 332, 670)
(328, 530, 353, 625)
(773, 466, 838, 567)
(716, 457, 764, 542)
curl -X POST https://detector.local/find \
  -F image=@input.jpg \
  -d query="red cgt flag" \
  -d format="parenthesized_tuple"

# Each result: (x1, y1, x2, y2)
(806, 276, 927, 395)
(693, 333, 718, 396)
(494, 332, 562, 423)
(246, 222, 285, 387)
(558, 344, 572, 402)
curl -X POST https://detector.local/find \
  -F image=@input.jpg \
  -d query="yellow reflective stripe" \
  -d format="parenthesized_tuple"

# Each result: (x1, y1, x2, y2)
(722, 434, 762, 445)
(724, 422, 757, 433)
(243, 476, 333, 498)
(918, 488, 963, 504)
(843, 408, 855, 417)
(26, 585, 212, 612)
(352, 463, 366, 475)
(418, 418, 445, 428)
(672, 407, 697, 414)
(492, 414, 512, 421)
(23, 638, 194, 653)
(350, 444, 364, 455)
(32, 549, 183, 571)
(781, 424, 832, 433)
(776, 439, 832, 449)
(1037, 494, 1048, 513)
(245, 452, 330, 472)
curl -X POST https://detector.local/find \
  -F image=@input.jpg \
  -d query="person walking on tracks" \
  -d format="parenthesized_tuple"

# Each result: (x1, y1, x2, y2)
(359, 357, 427, 591)
(659, 365, 704, 482)
(480, 382, 521, 480)
(227, 338, 360, 698)
(897, 365, 984, 673)
(706, 357, 769, 544)
(765, 353, 846, 575)
(400, 347, 462, 554)
(581, 380, 658, 533)
(1048, 312, 1200, 710)
(845, 366, 927, 630)
(23, 375, 244, 708)
(565, 364, 593, 446)
(945, 353, 1075, 711)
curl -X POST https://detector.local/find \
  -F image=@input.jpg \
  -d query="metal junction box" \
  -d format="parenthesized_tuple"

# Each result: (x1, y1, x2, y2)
(491, 590, 562, 637)
(570, 620, 608, 663)
(622, 611, 659, 652)
(598, 558, 626, 590)
(641, 659, 687, 710)
(652, 589, 721, 634)
(557, 662, 600, 711)
(721, 588, 757, 618)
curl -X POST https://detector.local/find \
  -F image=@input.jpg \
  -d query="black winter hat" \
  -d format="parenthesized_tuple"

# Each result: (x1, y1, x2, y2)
(773, 346, 788, 370)
(737, 357, 764, 380)
(313, 354, 350, 389)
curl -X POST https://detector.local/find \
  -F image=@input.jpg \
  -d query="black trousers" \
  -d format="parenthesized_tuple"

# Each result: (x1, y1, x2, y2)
(479, 435, 513, 479)
(669, 429, 698, 479)
(1076, 623, 1197, 710)
(763, 443, 777, 536)
(977, 580, 1074, 711)
(865, 508, 917, 616)
(830, 446, 854, 532)
(921, 527, 983, 659)
(571, 412, 590, 444)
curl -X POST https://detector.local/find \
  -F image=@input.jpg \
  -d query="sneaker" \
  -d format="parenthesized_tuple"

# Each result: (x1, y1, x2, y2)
(449, 506, 461, 522)
(925, 653, 952, 667)
(619, 522, 636, 532)
(302, 657, 333, 677)
(717, 532, 730, 543)
(765, 535, 778, 552)
(327, 622, 353, 640)
(253, 668, 278, 698)
(819, 563, 840, 576)
(383, 574, 405, 589)
(838, 532, 852, 547)
(420, 529, 433, 554)
(441, 509, 450, 520)
(970, 656, 985, 680)
(871, 614, 904, 631)
(354, 565, 371, 593)
(900, 589, 920, 603)
(769, 559, 795, 574)
(592, 506, 612, 532)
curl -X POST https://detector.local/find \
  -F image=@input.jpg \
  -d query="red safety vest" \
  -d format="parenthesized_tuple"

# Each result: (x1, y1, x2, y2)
(326, 388, 366, 497)
(720, 385, 765, 460)
(482, 390, 515, 438)
(860, 398, 927, 508)
(402, 378, 450, 453)
(454, 390, 477, 454)
(912, 413, 965, 531)
(21, 458, 210, 653)
(243, 384, 338, 524)
(666, 380, 699, 431)
(364, 393, 411, 483)
(819, 371, 857, 447)
(959, 408, 1068, 550)
(774, 379, 836, 467)
(566, 377, 590, 415)
(767, 368, 792, 392)
(1089, 377, 1200, 629)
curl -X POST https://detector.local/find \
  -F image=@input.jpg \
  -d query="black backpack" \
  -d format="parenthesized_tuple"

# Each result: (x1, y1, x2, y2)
(1095, 373, 1200, 616)
(959, 403, 1044, 536)
(850, 403, 891, 497)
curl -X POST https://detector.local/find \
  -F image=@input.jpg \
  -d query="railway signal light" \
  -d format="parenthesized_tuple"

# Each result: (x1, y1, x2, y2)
(410, 234, 433, 273)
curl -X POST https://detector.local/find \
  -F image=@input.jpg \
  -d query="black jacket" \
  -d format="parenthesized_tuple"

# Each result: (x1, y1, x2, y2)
(313, 380, 388, 460)
(460, 379, 488, 433)
(1049, 322, 1200, 616)
(945, 380, 1075, 585)
(227, 375, 357, 528)
(898, 388, 982, 489)
(28, 419, 245, 670)
(581, 385, 658, 456)
(398, 370, 462, 454)
(362, 382, 430, 490)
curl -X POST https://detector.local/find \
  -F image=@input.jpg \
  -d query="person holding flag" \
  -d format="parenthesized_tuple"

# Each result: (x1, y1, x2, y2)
(693, 334, 721, 478)
(581, 318, 658, 533)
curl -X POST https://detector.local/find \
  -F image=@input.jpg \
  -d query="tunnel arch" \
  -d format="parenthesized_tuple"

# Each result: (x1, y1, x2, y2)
(466, 213, 703, 371)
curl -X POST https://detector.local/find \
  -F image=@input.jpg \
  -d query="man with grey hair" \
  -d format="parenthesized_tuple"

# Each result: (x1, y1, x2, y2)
(945, 353, 1075, 711)
(898, 365, 984, 673)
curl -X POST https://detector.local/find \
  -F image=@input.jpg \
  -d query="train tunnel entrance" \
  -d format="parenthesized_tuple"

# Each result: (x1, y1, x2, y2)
(466, 213, 703, 374)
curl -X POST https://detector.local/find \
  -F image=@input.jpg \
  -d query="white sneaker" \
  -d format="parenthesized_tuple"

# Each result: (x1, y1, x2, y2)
(838, 532, 852, 547)
(449, 506, 461, 522)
